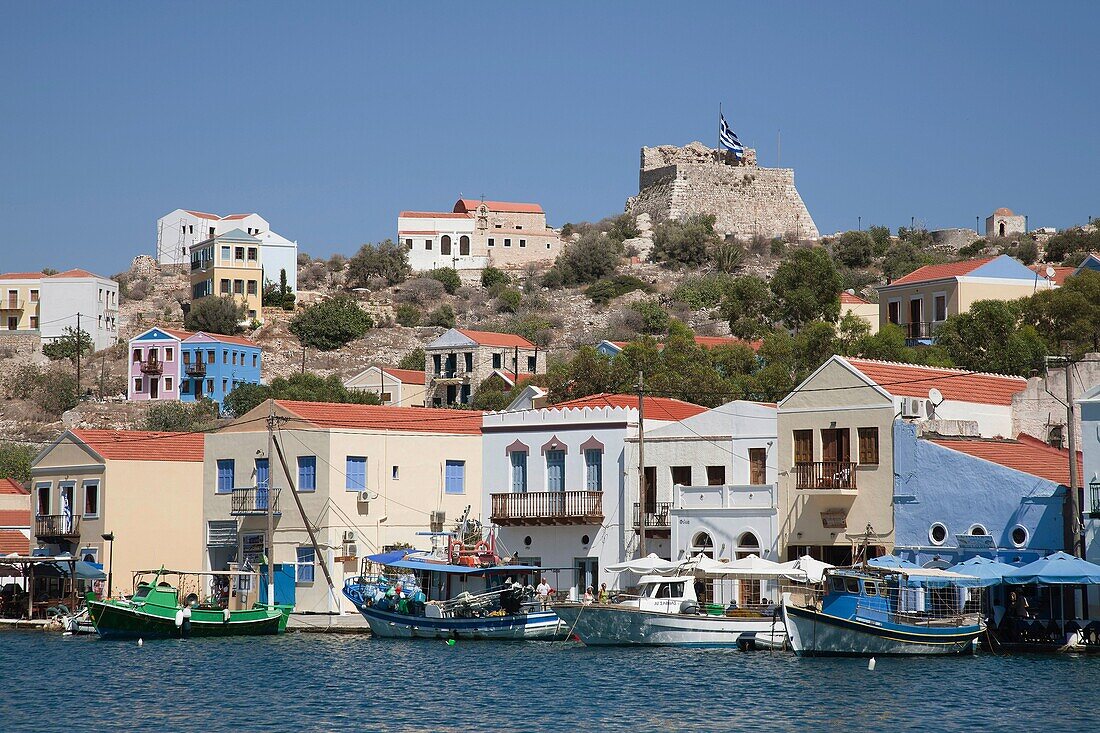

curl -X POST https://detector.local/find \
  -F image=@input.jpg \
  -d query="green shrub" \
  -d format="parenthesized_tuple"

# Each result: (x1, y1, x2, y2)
(42, 327, 93, 362)
(585, 275, 650, 305)
(223, 372, 380, 418)
(0, 442, 36, 483)
(553, 231, 621, 285)
(496, 288, 523, 313)
(427, 304, 456, 328)
(142, 399, 219, 431)
(714, 240, 745, 273)
(396, 304, 422, 327)
(185, 296, 246, 335)
(650, 214, 719, 268)
(398, 348, 426, 371)
(831, 230, 875, 268)
(629, 299, 671, 335)
(347, 240, 410, 286)
(429, 267, 462, 295)
(481, 267, 510, 289)
(671, 274, 734, 310)
(290, 294, 374, 350)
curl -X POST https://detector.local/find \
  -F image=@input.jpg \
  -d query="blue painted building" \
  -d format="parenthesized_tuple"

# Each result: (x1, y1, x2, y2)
(892, 422, 1068, 567)
(1080, 384, 1100, 608)
(179, 332, 262, 408)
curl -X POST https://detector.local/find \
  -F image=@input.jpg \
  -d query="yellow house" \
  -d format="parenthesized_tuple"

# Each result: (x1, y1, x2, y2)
(202, 399, 484, 613)
(876, 254, 1055, 344)
(189, 229, 264, 322)
(0, 272, 42, 332)
(840, 291, 878, 335)
(30, 429, 205, 596)
(343, 366, 428, 407)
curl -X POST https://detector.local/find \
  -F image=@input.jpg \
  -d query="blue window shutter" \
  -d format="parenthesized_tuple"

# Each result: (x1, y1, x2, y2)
(511, 452, 527, 493)
(445, 460, 465, 494)
(217, 459, 235, 493)
(346, 457, 366, 490)
(547, 450, 565, 492)
(585, 449, 602, 491)
(298, 456, 316, 492)
(255, 458, 269, 488)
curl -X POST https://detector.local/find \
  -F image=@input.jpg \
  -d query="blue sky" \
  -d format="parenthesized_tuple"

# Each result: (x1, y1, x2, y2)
(2, 2, 1098, 275)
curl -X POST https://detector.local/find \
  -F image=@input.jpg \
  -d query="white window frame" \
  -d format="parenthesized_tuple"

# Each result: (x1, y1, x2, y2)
(932, 291, 948, 323)
(82, 479, 101, 519)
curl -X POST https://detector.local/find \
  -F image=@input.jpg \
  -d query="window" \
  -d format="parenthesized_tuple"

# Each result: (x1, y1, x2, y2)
(504, 238, 512, 247)
(519, 239, 526, 248)
(488, 238, 495, 247)
(794, 430, 813, 464)
(82, 480, 100, 518)
(166, 347, 174, 361)
(1011, 525, 1029, 548)
(546, 242, 552, 249)
(511, 451, 528, 492)
(968, 524, 988, 536)
(933, 293, 947, 322)
(888, 300, 900, 325)
(492, 353, 502, 369)
(29, 289, 38, 302)
(404, 238, 412, 250)
(233, 280, 244, 295)
(671, 466, 691, 486)
(133, 378, 142, 392)
(749, 448, 767, 485)
(425, 239, 432, 251)
(217, 460, 235, 493)
(392, 465, 399, 480)
(346, 457, 366, 490)
(164, 377, 173, 391)
(247, 280, 257, 296)
(252, 354, 258, 368)
(29, 316, 38, 328)
(858, 427, 879, 465)
(206, 378, 214, 393)
(546, 450, 565, 491)
(445, 460, 466, 494)
(132, 348, 142, 362)
(235, 247, 245, 260)
(181, 381, 191, 394)
(222, 378, 228, 392)
(527, 355, 536, 372)
(247, 247, 257, 261)
(585, 449, 603, 491)
(223, 350, 229, 364)
(220, 279, 231, 295)
(232, 352, 237, 365)
(464, 353, 473, 372)
(298, 456, 316, 492)
(296, 547, 315, 583)
(706, 466, 725, 485)
(929, 523, 948, 546)
(207, 350, 216, 364)
(221, 246, 231, 261)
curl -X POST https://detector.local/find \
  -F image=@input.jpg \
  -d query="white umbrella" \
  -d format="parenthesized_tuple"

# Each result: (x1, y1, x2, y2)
(706, 554, 793, 579)
(606, 553, 680, 575)
(777, 555, 833, 583)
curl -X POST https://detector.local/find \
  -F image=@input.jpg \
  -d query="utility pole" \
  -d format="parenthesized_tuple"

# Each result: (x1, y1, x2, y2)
(637, 371, 646, 559)
(75, 312, 81, 397)
(1065, 357, 1081, 558)
(266, 399, 276, 607)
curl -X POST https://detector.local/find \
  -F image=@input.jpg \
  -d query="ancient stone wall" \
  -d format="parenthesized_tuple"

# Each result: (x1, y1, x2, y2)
(1012, 354, 1100, 444)
(628, 142, 818, 241)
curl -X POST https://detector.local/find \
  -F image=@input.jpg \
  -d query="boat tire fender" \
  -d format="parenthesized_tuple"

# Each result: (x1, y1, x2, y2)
(174, 609, 185, 628)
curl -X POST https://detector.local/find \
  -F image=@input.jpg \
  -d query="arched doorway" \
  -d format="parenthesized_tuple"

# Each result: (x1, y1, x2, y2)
(998, 222, 1005, 237)
(440, 235, 451, 256)
(734, 531, 762, 607)
(459, 235, 470, 256)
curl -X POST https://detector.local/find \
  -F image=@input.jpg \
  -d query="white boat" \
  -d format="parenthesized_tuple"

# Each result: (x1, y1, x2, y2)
(553, 572, 788, 648)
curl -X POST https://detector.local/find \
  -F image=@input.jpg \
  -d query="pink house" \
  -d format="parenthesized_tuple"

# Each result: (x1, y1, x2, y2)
(127, 327, 190, 402)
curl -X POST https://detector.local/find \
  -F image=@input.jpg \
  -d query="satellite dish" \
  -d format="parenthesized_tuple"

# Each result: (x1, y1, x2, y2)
(928, 388, 943, 408)
(1045, 265, 1056, 279)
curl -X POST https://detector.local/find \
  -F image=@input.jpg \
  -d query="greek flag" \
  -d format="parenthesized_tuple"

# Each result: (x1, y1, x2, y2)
(719, 113, 744, 160)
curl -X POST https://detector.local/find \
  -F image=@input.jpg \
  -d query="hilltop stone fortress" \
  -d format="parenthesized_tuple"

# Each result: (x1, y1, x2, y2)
(626, 141, 819, 241)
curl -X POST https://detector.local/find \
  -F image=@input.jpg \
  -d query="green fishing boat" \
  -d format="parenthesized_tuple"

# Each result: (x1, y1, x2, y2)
(88, 568, 289, 639)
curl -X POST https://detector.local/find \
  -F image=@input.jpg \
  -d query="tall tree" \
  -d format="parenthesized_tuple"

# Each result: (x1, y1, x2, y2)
(770, 247, 843, 328)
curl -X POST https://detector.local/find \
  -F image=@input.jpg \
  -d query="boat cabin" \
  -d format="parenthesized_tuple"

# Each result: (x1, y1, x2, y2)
(819, 568, 977, 627)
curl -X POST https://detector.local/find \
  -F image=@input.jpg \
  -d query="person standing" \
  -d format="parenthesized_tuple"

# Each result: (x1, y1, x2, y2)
(598, 583, 610, 604)
(536, 577, 552, 609)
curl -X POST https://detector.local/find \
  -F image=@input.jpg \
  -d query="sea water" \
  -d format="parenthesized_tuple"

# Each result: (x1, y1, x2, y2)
(0, 631, 1093, 732)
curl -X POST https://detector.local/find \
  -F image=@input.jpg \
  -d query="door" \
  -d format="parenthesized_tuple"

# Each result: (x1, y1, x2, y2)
(60, 483, 74, 533)
(821, 429, 851, 463)
(643, 466, 657, 514)
(459, 235, 470, 256)
(887, 301, 900, 325)
(749, 448, 767, 485)
(255, 458, 269, 511)
(440, 235, 452, 256)
(908, 298, 923, 338)
(546, 450, 565, 491)
(575, 557, 598, 599)
(150, 377, 159, 399)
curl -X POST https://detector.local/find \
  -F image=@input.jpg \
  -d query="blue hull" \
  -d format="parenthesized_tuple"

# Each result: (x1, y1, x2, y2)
(783, 603, 982, 656)
(346, 597, 567, 640)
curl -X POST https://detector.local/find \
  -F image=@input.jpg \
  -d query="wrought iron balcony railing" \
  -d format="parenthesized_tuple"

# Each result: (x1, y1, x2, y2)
(229, 486, 282, 516)
(794, 461, 858, 491)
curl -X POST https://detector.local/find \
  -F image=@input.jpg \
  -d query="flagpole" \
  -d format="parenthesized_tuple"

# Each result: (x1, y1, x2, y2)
(718, 102, 721, 163)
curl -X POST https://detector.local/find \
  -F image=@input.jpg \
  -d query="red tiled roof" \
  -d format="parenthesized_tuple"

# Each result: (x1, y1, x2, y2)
(1032, 264, 1075, 286)
(887, 258, 996, 287)
(219, 213, 254, 221)
(184, 332, 258, 347)
(456, 328, 535, 348)
(46, 268, 103, 279)
(926, 433, 1083, 486)
(993, 207, 1015, 216)
(380, 367, 427, 385)
(840, 292, 872, 305)
(845, 358, 1027, 405)
(0, 478, 28, 495)
(0, 530, 29, 555)
(454, 199, 544, 215)
(399, 211, 472, 219)
(397, 230, 443, 235)
(0, 272, 43, 280)
(71, 429, 205, 462)
(0, 509, 31, 527)
(185, 210, 219, 219)
(552, 393, 707, 421)
(275, 401, 482, 434)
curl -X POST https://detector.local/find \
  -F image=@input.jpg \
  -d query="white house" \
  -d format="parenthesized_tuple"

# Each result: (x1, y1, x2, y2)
(399, 211, 480, 272)
(344, 366, 427, 407)
(255, 229, 299, 293)
(481, 393, 706, 596)
(37, 269, 120, 351)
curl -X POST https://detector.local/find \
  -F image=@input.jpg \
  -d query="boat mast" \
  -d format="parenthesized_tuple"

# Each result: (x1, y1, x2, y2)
(638, 371, 646, 559)
(266, 399, 276, 607)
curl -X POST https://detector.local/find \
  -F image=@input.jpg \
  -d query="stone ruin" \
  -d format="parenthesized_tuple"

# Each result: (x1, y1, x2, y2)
(626, 141, 819, 241)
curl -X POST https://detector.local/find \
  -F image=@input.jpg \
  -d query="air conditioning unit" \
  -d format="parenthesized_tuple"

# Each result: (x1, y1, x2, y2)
(357, 490, 372, 503)
(343, 543, 358, 557)
(430, 510, 446, 533)
(342, 530, 356, 543)
(901, 397, 923, 418)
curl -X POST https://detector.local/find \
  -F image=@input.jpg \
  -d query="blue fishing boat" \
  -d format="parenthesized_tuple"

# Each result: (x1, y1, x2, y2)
(781, 565, 983, 656)
(343, 547, 567, 641)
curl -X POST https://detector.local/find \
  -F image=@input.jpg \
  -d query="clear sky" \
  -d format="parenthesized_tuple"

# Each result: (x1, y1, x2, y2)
(2, 1, 1098, 275)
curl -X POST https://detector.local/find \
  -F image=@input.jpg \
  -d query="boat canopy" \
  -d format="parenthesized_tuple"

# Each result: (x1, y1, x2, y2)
(776, 555, 833, 583)
(1003, 551, 1100, 585)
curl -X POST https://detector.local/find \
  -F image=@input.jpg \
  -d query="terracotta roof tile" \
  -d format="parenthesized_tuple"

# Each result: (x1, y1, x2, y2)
(845, 358, 1026, 406)
(71, 429, 205, 462)
(380, 367, 427, 385)
(887, 258, 997, 287)
(926, 434, 1083, 486)
(183, 332, 258, 348)
(185, 210, 219, 219)
(0, 478, 28, 495)
(0, 509, 31, 527)
(276, 401, 482, 434)
(0, 530, 29, 555)
(46, 268, 105, 280)
(551, 393, 707, 421)
(840, 291, 872, 305)
(0, 272, 43, 280)
(1031, 264, 1075, 286)
(399, 211, 472, 219)
(456, 328, 535, 348)
(454, 199, 544, 215)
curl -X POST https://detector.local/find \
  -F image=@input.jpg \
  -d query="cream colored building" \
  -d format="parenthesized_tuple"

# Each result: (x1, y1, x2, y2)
(202, 399, 484, 613)
(840, 291, 878, 335)
(877, 254, 1054, 344)
(344, 366, 427, 407)
(189, 229, 265, 321)
(30, 429, 205, 595)
(776, 356, 1027, 565)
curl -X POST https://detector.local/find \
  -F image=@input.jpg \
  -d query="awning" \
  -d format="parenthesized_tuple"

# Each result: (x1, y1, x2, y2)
(1004, 551, 1100, 585)
(945, 556, 1018, 587)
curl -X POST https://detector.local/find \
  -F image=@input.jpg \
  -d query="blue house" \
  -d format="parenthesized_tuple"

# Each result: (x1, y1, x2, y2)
(179, 331, 262, 408)
(892, 422, 1070, 567)
(1080, 384, 1100, 608)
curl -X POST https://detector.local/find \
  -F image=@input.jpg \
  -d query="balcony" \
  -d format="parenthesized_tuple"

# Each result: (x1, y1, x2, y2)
(633, 502, 672, 536)
(794, 461, 858, 493)
(432, 370, 471, 384)
(139, 357, 163, 375)
(490, 491, 603, 526)
(1, 298, 24, 311)
(901, 321, 944, 346)
(184, 361, 207, 377)
(230, 487, 282, 516)
(35, 514, 81, 540)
